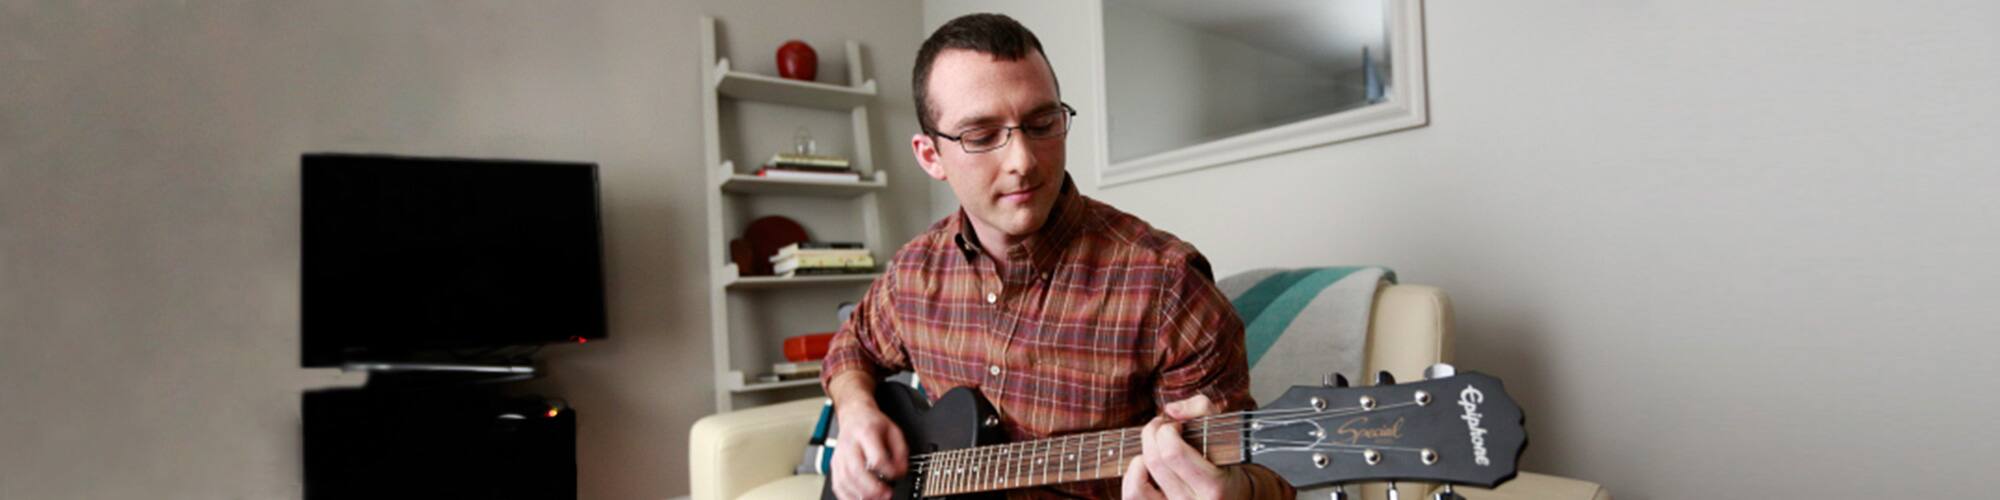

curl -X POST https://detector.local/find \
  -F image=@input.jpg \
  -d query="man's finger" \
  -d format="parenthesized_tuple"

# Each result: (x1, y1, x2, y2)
(1141, 417, 1194, 498)
(882, 425, 910, 478)
(1162, 394, 1217, 421)
(835, 448, 890, 500)
(1154, 424, 1224, 495)
(1121, 456, 1166, 500)
(855, 431, 899, 480)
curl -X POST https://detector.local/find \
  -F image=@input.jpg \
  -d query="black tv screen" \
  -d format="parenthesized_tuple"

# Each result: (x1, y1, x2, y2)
(302, 154, 607, 367)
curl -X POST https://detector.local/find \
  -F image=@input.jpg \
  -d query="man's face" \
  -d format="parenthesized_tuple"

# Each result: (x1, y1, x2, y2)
(912, 49, 1067, 246)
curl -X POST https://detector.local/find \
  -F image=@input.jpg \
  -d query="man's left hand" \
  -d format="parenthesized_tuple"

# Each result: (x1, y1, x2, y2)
(1119, 395, 1253, 500)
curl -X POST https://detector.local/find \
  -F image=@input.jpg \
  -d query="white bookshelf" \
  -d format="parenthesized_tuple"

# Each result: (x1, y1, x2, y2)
(700, 16, 889, 412)
(715, 161, 888, 198)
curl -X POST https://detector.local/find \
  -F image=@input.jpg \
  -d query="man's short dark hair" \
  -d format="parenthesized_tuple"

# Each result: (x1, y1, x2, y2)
(913, 13, 1059, 135)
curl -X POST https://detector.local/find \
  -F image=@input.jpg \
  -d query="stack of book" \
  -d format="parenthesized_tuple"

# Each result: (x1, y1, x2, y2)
(772, 360, 821, 380)
(770, 242, 875, 277)
(755, 153, 861, 182)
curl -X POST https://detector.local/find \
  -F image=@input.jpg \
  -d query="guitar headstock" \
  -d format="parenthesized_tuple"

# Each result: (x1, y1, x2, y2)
(1245, 367, 1526, 489)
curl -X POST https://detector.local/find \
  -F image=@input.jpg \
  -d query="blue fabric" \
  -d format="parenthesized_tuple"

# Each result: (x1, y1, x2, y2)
(799, 373, 923, 475)
(1232, 267, 1395, 367)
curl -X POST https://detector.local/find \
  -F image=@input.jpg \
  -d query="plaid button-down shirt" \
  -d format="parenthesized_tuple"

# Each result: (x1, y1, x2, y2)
(822, 176, 1291, 498)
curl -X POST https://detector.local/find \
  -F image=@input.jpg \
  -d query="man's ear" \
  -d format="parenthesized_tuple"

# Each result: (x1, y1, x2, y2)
(911, 132, 948, 181)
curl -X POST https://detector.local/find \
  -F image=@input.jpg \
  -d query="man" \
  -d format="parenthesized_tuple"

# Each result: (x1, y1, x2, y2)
(821, 13, 1292, 500)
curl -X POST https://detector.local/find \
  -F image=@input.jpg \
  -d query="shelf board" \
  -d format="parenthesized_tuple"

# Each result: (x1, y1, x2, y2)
(727, 272, 883, 290)
(715, 58, 877, 110)
(719, 166, 887, 197)
(730, 377, 825, 394)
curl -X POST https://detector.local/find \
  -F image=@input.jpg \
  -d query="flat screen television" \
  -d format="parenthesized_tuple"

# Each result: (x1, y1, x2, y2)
(302, 153, 607, 368)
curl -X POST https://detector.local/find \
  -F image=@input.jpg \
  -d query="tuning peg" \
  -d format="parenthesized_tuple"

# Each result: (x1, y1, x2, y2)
(1323, 372, 1349, 388)
(1423, 363, 1458, 380)
(1429, 484, 1461, 500)
(1328, 484, 1347, 500)
(1373, 370, 1396, 386)
(1386, 482, 1400, 500)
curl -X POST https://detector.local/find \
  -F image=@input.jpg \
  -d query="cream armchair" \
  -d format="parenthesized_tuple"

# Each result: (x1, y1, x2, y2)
(688, 283, 1610, 500)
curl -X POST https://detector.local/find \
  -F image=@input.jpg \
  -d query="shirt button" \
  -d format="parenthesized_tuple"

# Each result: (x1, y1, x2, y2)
(985, 292, 998, 304)
(989, 365, 1002, 376)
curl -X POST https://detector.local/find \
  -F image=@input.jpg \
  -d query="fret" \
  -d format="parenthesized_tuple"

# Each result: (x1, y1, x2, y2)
(994, 441, 1007, 489)
(1043, 436, 1055, 486)
(971, 444, 983, 492)
(996, 443, 1008, 490)
(1004, 441, 1018, 489)
(1119, 427, 1130, 479)
(946, 448, 958, 495)
(1075, 432, 1086, 481)
(1055, 433, 1068, 484)
(1099, 427, 1112, 479)
(958, 446, 971, 495)
(1006, 442, 1018, 488)
(1020, 440, 1031, 487)
(1103, 428, 1114, 479)
(980, 441, 994, 490)
(1200, 415, 1209, 459)
(1017, 440, 1028, 488)
(944, 448, 958, 496)
(1047, 436, 1058, 485)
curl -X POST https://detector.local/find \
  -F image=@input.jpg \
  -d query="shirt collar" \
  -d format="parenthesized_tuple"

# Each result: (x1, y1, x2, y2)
(952, 174, 1087, 278)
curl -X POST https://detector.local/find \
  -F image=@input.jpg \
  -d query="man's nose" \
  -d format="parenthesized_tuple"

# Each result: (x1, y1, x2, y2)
(998, 129, 1038, 177)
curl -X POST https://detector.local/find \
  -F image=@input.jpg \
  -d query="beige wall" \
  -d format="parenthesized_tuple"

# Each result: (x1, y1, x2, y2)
(0, 1, 922, 498)
(932, 0, 2000, 498)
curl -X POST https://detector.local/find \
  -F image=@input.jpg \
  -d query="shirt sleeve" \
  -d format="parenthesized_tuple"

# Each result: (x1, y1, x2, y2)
(1152, 252, 1255, 414)
(820, 269, 909, 388)
(1152, 257, 1294, 498)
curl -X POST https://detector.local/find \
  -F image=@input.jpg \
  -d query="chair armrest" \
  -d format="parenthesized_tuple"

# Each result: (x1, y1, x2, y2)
(1363, 283, 1454, 382)
(689, 397, 825, 500)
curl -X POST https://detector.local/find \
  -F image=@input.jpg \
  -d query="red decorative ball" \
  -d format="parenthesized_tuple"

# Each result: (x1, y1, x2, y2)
(776, 40, 818, 81)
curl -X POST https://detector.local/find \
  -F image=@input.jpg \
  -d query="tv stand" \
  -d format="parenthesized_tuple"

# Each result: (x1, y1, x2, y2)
(342, 362, 537, 389)
(303, 386, 576, 499)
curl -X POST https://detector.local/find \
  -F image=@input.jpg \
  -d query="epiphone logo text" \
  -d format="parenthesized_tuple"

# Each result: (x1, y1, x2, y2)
(1335, 416, 1405, 445)
(1459, 386, 1492, 466)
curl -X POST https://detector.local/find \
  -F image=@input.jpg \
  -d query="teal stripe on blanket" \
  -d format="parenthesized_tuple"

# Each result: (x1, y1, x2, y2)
(1234, 267, 1393, 367)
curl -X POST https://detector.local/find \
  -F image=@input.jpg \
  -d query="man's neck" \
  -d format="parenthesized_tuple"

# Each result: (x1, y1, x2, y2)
(969, 220, 1025, 273)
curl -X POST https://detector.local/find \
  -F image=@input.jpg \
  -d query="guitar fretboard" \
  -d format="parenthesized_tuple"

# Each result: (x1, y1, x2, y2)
(913, 414, 1246, 497)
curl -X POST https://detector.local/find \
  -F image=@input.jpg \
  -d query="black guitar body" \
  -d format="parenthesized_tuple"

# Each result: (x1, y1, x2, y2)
(820, 383, 1006, 500)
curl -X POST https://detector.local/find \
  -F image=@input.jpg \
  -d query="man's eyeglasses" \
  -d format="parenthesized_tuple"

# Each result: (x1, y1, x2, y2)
(926, 103, 1077, 154)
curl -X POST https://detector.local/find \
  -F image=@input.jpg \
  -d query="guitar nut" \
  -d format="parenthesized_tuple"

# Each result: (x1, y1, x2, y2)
(1313, 453, 1330, 468)
(1414, 390, 1431, 406)
(1363, 449, 1382, 465)
(1421, 448, 1439, 465)
(1359, 395, 1377, 411)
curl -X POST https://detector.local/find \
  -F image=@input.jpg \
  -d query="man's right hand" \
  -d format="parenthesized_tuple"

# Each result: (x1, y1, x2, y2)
(827, 372, 909, 500)
(830, 402, 908, 500)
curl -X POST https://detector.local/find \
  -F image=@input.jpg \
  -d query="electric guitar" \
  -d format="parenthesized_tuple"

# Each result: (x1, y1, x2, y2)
(820, 364, 1526, 499)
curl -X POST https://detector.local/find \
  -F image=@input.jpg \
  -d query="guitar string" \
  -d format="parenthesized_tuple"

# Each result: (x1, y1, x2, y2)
(912, 415, 1428, 496)
(906, 399, 1425, 485)
(908, 400, 1414, 465)
(908, 411, 1375, 477)
(906, 399, 1440, 495)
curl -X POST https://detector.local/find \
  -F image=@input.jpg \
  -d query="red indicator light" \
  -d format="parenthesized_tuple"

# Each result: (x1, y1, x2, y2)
(573, 336, 588, 344)
(546, 408, 560, 418)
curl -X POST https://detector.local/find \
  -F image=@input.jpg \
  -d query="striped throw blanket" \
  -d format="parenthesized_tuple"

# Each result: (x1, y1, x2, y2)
(1217, 266, 1396, 403)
